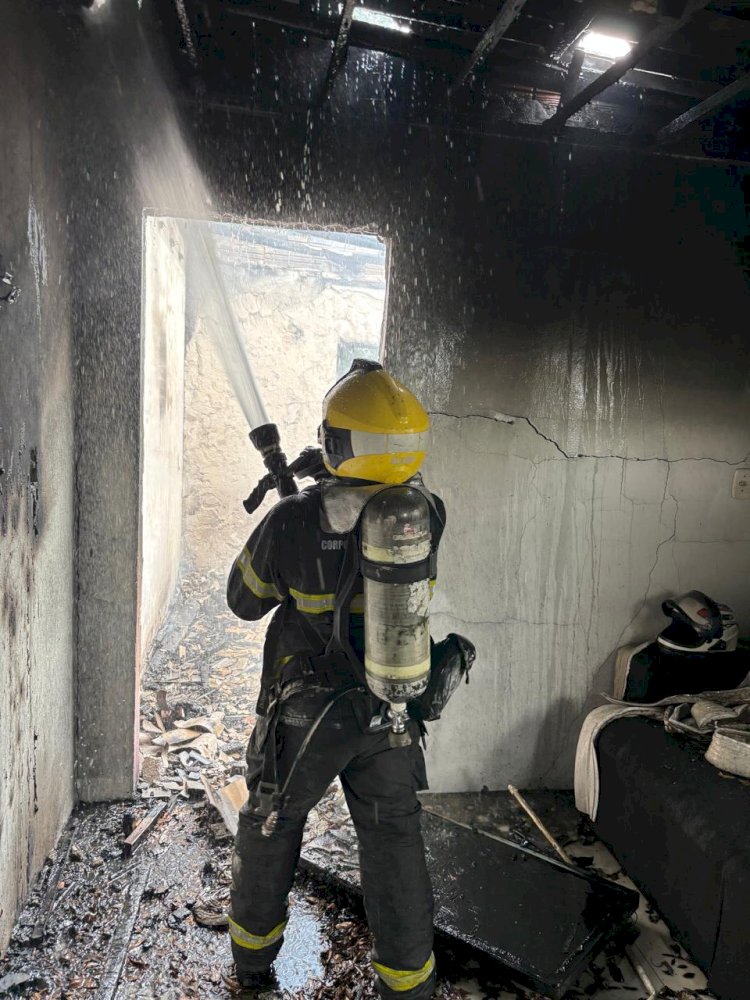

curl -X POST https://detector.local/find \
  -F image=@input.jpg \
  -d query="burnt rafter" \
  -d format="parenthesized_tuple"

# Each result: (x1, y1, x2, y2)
(558, 47, 585, 107)
(218, 0, 719, 102)
(656, 69, 750, 141)
(547, 0, 598, 61)
(453, 0, 531, 89)
(320, 0, 357, 98)
(539, 0, 711, 132)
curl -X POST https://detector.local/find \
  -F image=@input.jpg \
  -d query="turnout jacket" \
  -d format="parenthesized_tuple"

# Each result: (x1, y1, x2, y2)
(227, 481, 445, 712)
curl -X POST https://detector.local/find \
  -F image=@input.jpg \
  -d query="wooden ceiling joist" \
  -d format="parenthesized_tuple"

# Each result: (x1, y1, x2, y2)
(321, 0, 357, 98)
(539, 0, 710, 132)
(558, 47, 585, 108)
(454, 0, 531, 89)
(656, 69, 750, 141)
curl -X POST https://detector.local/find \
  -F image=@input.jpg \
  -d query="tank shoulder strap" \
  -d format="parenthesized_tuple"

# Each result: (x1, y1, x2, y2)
(326, 525, 367, 684)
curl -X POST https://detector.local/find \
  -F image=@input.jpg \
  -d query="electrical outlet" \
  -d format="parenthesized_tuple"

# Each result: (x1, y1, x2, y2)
(731, 469, 750, 499)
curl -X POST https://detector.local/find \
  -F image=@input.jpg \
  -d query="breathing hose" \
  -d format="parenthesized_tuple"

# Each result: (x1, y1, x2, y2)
(261, 685, 365, 837)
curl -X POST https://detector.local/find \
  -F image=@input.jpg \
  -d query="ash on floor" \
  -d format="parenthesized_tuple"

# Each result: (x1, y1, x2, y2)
(0, 789, 715, 1000)
(0, 795, 343, 1000)
(0, 577, 717, 999)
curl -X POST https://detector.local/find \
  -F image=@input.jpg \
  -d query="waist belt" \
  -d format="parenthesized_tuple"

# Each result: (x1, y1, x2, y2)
(284, 649, 359, 689)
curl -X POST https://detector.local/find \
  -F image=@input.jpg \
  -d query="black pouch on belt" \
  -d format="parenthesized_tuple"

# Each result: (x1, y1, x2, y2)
(408, 632, 476, 724)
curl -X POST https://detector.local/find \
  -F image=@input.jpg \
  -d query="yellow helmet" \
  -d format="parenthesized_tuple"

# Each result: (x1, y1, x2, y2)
(319, 360, 429, 484)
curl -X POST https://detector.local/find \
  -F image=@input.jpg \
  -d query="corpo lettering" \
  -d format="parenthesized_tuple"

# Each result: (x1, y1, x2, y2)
(321, 539, 345, 551)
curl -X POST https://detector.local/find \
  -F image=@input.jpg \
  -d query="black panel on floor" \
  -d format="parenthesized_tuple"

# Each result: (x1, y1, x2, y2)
(302, 808, 638, 998)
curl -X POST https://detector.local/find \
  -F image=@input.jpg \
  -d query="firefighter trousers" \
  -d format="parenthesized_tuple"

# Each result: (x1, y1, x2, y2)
(229, 693, 436, 999)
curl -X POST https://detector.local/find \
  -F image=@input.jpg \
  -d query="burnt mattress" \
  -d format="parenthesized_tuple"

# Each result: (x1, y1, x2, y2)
(594, 716, 750, 1000)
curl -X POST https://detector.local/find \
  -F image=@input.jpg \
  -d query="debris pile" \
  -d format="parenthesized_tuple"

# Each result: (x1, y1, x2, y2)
(138, 704, 233, 797)
(137, 570, 264, 804)
(0, 577, 717, 999)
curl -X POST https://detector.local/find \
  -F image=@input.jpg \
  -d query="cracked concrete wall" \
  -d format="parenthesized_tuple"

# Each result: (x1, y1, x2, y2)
(422, 416, 749, 789)
(189, 111, 748, 791)
(0, 0, 75, 952)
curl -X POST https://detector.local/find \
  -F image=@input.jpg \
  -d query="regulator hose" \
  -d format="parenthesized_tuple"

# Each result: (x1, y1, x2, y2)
(261, 685, 365, 836)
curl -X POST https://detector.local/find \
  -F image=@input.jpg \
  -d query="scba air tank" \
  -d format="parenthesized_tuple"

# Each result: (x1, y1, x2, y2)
(361, 487, 432, 741)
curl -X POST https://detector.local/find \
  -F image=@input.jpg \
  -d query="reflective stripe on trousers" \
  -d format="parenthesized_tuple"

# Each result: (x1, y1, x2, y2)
(230, 694, 434, 985)
(228, 915, 287, 951)
(373, 953, 436, 993)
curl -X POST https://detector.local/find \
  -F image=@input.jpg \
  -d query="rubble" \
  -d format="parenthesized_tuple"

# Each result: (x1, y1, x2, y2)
(135, 571, 262, 809)
(122, 801, 170, 857)
(201, 775, 248, 837)
(0, 578, 717, 999)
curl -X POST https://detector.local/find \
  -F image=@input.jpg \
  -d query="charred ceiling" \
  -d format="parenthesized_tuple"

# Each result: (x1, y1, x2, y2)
(153, 0, 750, 161)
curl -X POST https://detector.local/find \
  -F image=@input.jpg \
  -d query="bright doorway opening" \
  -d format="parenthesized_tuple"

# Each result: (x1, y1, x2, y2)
(137, 217, 388, 797)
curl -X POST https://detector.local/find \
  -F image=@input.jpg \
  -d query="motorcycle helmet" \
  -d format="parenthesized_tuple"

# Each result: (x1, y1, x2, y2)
(657, 590, 739, 653)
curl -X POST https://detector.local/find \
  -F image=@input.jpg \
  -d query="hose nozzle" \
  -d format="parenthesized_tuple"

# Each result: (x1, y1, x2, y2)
(243, 423, 298, 514)
(249, 423, 297, 493)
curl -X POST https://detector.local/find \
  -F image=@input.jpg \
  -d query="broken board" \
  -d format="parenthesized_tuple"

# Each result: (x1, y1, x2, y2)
(300, 809, 638, 999)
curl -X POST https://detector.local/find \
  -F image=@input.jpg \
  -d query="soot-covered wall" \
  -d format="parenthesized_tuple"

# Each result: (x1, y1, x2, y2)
(54, 1, 750, 803)
(0, 2, 76, 953)
(194, 110, 750, 789)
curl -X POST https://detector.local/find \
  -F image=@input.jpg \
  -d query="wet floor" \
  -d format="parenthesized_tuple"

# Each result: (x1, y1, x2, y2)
(0, 579, 717, 999)
(0, 794, 361, 1000)
(0, 789, 715, 1000)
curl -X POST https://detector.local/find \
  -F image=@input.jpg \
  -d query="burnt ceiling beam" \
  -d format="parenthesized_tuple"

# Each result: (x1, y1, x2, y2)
(454, 0, 531, 88)
(320, 0, 357, 98)
(191, 92, 750, 164)
(621, 67, 717, 99)
(217, 0, 723, 100)
(546, 0, 598, 61)
(558, 47, 585, 107)
(220, 1, 329, 36)
(539, 0, 710, 131)
(359, 0, 491, 31)
(656, 69, 750, 140)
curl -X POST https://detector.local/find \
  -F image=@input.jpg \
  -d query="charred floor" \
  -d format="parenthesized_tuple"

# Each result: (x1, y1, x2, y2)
(0, 787, 715, 1000)
(0, 592, 717, 998)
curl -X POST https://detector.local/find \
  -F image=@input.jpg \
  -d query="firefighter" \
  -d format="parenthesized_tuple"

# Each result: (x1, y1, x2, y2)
(226, 360, 444, 998)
